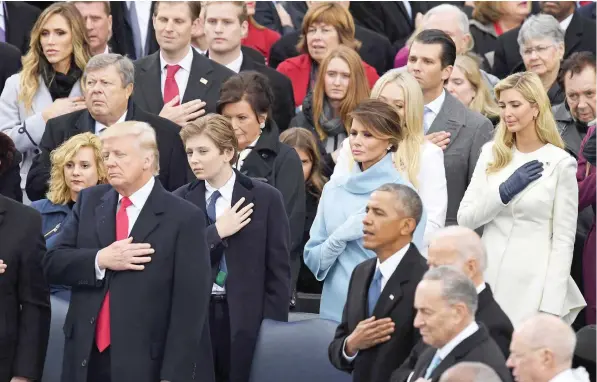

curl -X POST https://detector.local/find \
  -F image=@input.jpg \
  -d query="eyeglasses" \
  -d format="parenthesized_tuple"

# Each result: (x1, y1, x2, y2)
(521, 44, 554, 57)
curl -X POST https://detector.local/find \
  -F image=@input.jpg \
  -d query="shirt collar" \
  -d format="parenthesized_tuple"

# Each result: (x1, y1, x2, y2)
(102, 45, 110, 55)
(437, 321, 479, 360)
(160, 46, 194, 73)
(118, 176, 155, 209)
(559, 13, 574, 32)
(96, 110, 128, 133)
(376, 243, 410, 281)
(205, 171, 236, 202)
(476, 282, 486, 294)
(225, 51, 244, 74)
(193, 46, 207, 56)
(549, 369, 578, 382)
(425, 89, 446, 116)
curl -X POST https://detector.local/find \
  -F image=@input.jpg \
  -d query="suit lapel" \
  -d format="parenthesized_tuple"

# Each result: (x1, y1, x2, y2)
(129, 180, 165, 243)
(138, 52, 164, 112)
(231, 173, 255, 207)
(0, 196, 6, 228)
(186, 181, 208, 222)
(95, 188, 118, 248)
(356, 260, 377, 322)
(74, 111, 96, 135)
(182, 50, 215, 104)
(430, 325, 490, 379)
(564, 13, 583, 56)
(428, 93, 464, 150)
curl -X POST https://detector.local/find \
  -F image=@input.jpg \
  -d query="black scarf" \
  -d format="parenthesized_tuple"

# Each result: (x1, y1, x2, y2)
(583, 128, 596, 166)
(42, 61, 82, 101)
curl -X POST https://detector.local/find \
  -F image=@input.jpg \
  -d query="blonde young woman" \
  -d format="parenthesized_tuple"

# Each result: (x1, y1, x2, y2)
(0, 3, 91, 202)
(333, 70, 447, 253)
(447, 54, 500, 124)
(458, 72, 586, 326)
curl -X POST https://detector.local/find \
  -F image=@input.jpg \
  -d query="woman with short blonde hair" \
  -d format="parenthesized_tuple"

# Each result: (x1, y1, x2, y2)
(458, 72, 586, 326)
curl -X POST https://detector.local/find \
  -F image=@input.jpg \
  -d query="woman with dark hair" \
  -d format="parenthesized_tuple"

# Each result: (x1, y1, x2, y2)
(280, 127, 328, 294)
(0, 132, 22, 202)
(304, 99, 426, 322)
(218, 70, 305, 302)
(0, 2, 91, 202)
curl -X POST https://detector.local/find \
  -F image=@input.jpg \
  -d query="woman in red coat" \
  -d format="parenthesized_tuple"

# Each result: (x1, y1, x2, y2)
(276, 3, 379, 108)
(242, 1, 281, 64)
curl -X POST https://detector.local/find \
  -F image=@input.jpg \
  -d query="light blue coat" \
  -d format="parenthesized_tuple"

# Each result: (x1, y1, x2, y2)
(304, 154, 426, 322)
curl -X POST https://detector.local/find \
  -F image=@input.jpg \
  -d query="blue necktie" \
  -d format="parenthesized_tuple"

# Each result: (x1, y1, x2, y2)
(127, 2, 143, 60)
(207, 191, 227, 275)
(367, 268, 382, 316)
(424, 351, 442, 379)
(423, 106, 433, 133)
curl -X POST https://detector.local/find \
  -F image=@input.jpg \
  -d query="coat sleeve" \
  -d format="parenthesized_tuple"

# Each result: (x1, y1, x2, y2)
(43, 190, 102, 287)
(491, 37, 510, 79)
(577, 129, 596, 211)
(389, 340, 427, 382)
(25, 119, 56, 202)
(13, 210, 51, 381)
(161, 126, 191, 191)
(0, 75, 47, 153)
(160, 209, 212, 380)
(458, 143, 508, 229)
(263, 187, 291, 321)
(269, 39, 286, 69)
(468, 116, 494, 185)
(540, 156, 579, 315)
(328, 267, 357, 373)
(418, 143, 447, 248)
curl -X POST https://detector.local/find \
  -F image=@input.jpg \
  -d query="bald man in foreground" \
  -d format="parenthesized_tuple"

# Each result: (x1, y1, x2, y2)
(439, 362, 501, 382)
(507, 314, 590, 382)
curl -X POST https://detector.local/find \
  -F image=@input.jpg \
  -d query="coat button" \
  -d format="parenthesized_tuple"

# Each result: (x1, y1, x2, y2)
(90, 317, 95, 324)
(210, 244, 215, 249)
(81, 359, 87, 367)
(261, 153, 268, 159)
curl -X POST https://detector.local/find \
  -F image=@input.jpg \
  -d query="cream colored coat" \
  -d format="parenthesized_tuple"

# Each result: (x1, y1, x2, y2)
(458, 142, 586, 326)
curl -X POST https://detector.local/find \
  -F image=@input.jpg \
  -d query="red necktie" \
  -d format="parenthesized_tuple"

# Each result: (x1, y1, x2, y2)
(580, 1, 592, 6)
(95, 196, 132, 352)
(163, 64, 181, 106)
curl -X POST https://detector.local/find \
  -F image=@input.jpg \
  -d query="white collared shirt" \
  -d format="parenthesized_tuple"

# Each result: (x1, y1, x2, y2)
(95, 110, 127, 135)
(436, 321, 479, 360)
(424, 89, 446, 132)
(549, 368, 590, 382)
(476, 282, 486, 294)
(205, 171, 236, 293)
(236, 136, 260, 170)
(0, 2, 5, 32)
(193, 46, 207, 56)
(159, 46, 194, 102)
(224, 51, 244, 74)
(101, 45, 110, 55)
(126, 1, 152, 51)
(559, 13, 574, 32)
(95, 176, 156, 279)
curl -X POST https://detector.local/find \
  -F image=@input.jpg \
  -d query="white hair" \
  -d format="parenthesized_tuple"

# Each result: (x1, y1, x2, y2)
(430, 226, 488, 272)
(423, 266, 478, 315)
(423, 4, 471, 35)
(439, 362, 502, 382)
(517, 14, 565, 47)
(517, 314, 577, 367)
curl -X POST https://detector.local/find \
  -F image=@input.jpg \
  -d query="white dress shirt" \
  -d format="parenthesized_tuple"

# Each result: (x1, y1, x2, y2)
(476, 282, 487, 294)
(559, 13, 574, 32)
(0, 2, 5, 32)
(159, 46, 194, 102)
(437, 321, 479, 360)
(549, 368, 591, 382)
(94, 110, 127, 135)
(224, 51, 244, 74)
(126, 1, 152, 51)
(424, 89, 446, 133)
(236, 136, 260, 170)
(95, 176, 156, 279)
(193, 46, 207, 56)
(343, 244, 411, 361)
(206, 171, 236, 293)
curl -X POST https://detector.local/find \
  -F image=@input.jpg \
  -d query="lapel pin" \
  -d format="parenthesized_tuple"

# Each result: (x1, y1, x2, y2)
(545, 162, 550, 166)
(389, 294, 395, 300)
(200, 78, 208, 85)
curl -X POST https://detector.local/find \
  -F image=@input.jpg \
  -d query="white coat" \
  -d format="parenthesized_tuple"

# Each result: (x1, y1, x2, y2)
(458, 142, 586, 326)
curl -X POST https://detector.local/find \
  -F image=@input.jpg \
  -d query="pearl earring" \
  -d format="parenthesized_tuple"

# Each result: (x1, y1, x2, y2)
(259, 122, 265, 130)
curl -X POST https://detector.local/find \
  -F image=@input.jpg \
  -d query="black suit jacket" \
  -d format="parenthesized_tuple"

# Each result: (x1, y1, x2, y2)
(392, 325, 512, 382)
(133, 49, 234, 115)
(0, 195, 50, 382)
(0, 150, 22, 203)
(240, 56, 295, 131)
(43, 181, 214, 382)
(109, 1, 159, 60)
(3, 2, 40, 53)
(26, 101, 190, 201)
(492, 11, 597, 78)
(268, 25, 394, 76)
(174, 171, 290, 382)
(329, 245, 427, 382)
(0, 42, 21, 95)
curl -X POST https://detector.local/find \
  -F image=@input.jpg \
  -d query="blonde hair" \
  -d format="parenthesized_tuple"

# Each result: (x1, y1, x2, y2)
(371, 70, 424, 189)
(20, 2, 91, 112)
(100, 121, 160, 176)
(180, 114, 239, 165)
(454, 54, 500, 119)
(472, 1, 505, 24)
(47, 132, 107, 204)
(312, 46, 370, 140)
(489, 72, 565, 173)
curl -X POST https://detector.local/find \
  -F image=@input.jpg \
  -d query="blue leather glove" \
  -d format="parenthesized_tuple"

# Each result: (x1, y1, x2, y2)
(499, 160, 544, 204)
(332, 212, 366, 243)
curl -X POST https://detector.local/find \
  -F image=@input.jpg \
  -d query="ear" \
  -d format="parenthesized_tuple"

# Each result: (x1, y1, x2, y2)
(191, 17, 201, 36)
(223, 147, 235, 163)
(400, 217, 417, 236)
(108, 15, 113, 34)
(465, 258, 477, 278)
(461, 34, 473, 54)
(441, 65, 453, 83)
(556, 42, 565, 61)
(539, 348, 555, 368)
(152, 15, 157, 29)
(241, 20, 249, 39)
(257, 113, 268, 125)
(125, 83, 134, 99)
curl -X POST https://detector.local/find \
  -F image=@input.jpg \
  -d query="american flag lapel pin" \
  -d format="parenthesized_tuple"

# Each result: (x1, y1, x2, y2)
(200, 78, 208, 85)
(389, 294, 395, 300)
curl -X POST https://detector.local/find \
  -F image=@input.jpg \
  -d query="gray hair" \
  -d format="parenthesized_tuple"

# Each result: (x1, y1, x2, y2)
(430, 226, 487, 272)
(439, 362, 502, 382)
(376, 183, 423, 225)
(517, 314, 577, 367)
(423, 4, 471, 35)
(423, 266, 478, 315)
(83, 53, 135, 88)
(517, 14, 565, 48)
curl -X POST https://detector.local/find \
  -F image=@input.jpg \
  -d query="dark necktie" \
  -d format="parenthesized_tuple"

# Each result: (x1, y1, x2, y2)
(127, 2, 143, 60)
(367, 268, 382, 316)
(207, 191, 228, 278)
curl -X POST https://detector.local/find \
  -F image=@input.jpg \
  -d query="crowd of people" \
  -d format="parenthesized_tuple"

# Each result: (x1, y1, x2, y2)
(0, 1, 595, 382)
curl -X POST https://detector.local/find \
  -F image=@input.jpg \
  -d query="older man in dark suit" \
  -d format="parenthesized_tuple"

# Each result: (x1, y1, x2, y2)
(329, 184, 428, 382)
(390, 267, 512, 382)
(26, 53, 190, 202)
(407, 29, 494, 226)
(43, 121, 214, 382)
(132, 1, 233, 126)
(0, 194, 50, 382)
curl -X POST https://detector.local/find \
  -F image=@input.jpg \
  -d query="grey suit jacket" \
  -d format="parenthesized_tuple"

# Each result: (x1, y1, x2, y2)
(428, 92, 493, 225)
(0, 73, 83, 192)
